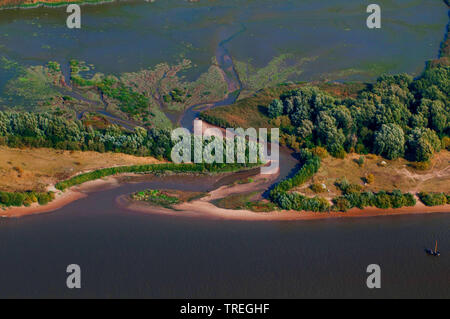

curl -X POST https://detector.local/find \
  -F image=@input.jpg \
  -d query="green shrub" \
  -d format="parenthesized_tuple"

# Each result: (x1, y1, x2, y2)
(0, 191, 53, 207)
(332, 190, 415, 212)
(336, 178, 363, 194)
(311, 146, 328, 159)
(365, 173, 375, 184)
(418, 192, 448, 206)
(269, 151, 328, 212)
(356, 156, 365, 167)
(332, 197, 351, 212)
(310, 183, 326, 193)
(410, 161, 430, 171)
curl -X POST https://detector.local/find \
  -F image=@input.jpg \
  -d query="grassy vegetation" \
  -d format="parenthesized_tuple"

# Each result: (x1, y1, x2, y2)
(213, 191, 277, 212)
(98, 78, 150, 117)
(236, 177, 254, 185)
(0, 146, 160, 193)
(298, 151, 450, 197)
(200, 86, 285, 129)
(131, 189, 179, 208)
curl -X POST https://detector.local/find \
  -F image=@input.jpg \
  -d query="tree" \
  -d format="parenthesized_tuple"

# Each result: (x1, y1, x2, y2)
(316, 112, 345, 156)
(373, 123, 405, 160)
(429, 100, 447, 134)
(283, 99, 294, 115)
(267, 99, 283, 118)
(296, 119, 314, 139)
(290, 103, 311, 126)
(414, 138, 434, 162)
(331, 105, 353, 132)
(406, 127, 441, 162)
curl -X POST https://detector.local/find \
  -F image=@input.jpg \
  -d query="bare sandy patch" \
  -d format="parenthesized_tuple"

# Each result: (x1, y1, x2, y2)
(0, 146, 161, 192)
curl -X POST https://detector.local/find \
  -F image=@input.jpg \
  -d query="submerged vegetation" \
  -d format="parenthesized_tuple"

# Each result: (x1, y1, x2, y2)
(1, 61, 65, 109)
(234, 54, 316, 97)
(67, 58, 228, 128)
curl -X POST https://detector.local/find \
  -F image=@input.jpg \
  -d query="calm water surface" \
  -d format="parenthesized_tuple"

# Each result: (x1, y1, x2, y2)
(0, 183, 448, 298)
(0, 152, 448, 298)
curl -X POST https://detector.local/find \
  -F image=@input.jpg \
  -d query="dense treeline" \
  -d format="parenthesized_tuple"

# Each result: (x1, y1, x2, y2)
(333, 190, 416, 212)
(0, 111, 173, 159)
(55, 162, 260, 191)
(418, 192, 449, 206)
(0, 191, 55, 207)
(270, 150, 321, 194)
(268, 150, 330, 212)
(271, 192, 331, 212)
(267, 66, 449, 161)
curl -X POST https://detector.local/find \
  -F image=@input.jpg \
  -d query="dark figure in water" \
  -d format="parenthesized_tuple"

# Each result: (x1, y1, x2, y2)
(426, 241, 441, 257)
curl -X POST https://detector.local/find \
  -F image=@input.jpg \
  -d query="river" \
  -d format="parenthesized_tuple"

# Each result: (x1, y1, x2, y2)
(0, 183, 448, 298)
(0, 144, 448, 298)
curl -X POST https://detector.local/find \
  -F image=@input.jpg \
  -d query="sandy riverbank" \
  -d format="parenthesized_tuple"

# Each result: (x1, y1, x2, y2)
(121, 185, 450, 221)
(2, 169, 449, 220)
(1, 189, 86, 218)
(0, 166, 263, 218)
(119, 167, 450, 221)
(2, 154, 449, 221)
(0, 174, 125, 218)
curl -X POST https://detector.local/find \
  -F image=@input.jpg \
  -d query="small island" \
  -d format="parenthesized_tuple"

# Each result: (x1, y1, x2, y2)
(130, 189, 207, 209)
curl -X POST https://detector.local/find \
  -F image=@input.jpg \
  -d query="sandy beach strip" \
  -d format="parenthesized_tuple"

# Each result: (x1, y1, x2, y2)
(1, 190, 86, 218)
(2, 168, 449, 221)
(121, 195, 450, 221)
(0, 174, 125, 218)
